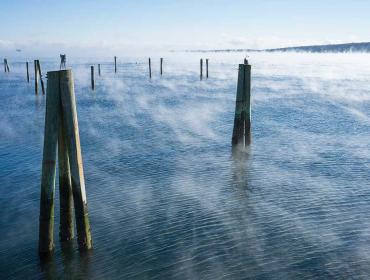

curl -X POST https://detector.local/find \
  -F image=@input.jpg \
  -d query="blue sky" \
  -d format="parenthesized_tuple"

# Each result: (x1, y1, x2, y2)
(1, 0, 369, 56)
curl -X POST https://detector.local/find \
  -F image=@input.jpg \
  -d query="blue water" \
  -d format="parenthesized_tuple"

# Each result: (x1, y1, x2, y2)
(1, 53, 370, 279)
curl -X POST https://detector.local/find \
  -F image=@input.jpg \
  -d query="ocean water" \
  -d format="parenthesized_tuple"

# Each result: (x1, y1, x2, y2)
(1, 52, 370, 279)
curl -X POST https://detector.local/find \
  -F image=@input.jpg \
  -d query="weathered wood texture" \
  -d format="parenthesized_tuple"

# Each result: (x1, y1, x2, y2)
(39, 71, 60, 255)
(58, 106, 74, 242)
(59, 70, 92, 250)
(232, 63, 251, 147)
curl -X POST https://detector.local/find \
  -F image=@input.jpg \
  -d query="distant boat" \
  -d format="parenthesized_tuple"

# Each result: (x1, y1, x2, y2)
(16, 49, 22, 52)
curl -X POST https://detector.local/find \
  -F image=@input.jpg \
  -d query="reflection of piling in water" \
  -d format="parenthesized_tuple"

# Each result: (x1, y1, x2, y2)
(39, 69, 92, 257)
(232, 59, 251, 148)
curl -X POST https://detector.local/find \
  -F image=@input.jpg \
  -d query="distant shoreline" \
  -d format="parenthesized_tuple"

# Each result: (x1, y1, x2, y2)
(177, 42, 370, 53)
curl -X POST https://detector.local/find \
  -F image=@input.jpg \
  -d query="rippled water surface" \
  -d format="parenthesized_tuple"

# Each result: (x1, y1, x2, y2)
(1, 52, 370, 279)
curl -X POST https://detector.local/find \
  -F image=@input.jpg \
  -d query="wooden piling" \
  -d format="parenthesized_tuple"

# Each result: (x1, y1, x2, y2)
(200, 59, 203, 80)
(206, 59, 209, 78)
(37, 60, 45, 95)
(160, 58, 163, 75)
(59, 70, 92, 251)
(149, 58, 152, 79)
(38, 71, 61, 255)
(3, 59, 6, 72)
(34, 60, 39, 95)
(26, 61, 30, 83)
(39, 69, 92, 256)
(91, 66, 95, 90)
(232, 62, 251, 147)
(58, 109, 74, 242)
(98, 64, 101, 76)
(4, 59, 9, 72)
(114, 56, 117, 73)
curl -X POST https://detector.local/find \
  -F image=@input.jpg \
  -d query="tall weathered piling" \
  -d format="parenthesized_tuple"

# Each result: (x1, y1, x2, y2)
(200, 59, 203, 80)
(160, 58, 163, 75)
(91, 66, 95, 90)
(232, 60, 251, 147)
(98, 64, 101, 76)
(114, 56, 117, 73)
(26, 61, 30, 83)
(39, 71, 60, 254)
(37, 60, 46, 95)
(34, 60, 39, 95)
(39, 69, 92, 256)
(59, 70, 92, 251)
(148, 58, 152, 79)
(206, 59, 209, 78)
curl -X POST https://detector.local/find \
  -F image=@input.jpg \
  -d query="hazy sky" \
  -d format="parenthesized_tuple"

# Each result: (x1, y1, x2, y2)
(1, 0, 369, 56)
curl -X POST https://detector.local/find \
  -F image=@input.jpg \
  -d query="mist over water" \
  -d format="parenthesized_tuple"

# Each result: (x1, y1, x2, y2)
(1, 52, 370, 279)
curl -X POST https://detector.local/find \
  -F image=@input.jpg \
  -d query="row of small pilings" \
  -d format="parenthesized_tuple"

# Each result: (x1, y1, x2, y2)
(24, 58, 250, 257)
(3, 57, 210, 92)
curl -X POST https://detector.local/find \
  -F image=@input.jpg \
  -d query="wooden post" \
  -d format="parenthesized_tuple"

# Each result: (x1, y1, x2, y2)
(39, 71, 60, 255)
(148, 58, 151, 79)
(91, 66, 94, 90)
(58, 108, 74, 242)
(59, 70, 92, 251)
(34, 60, 39, 95)
(4, 59, 9, 72)
(98, 64, 101, 76)
(232, 62, 251, 147)
(26, 61, 30, 83)
(37, 60, 45, 95)
(114, 56, 117, 73)
(200, 59, 203, 80)
(160, 58, 163, 75)
(206, 59, 209, 78)
(39, 69, 92, 256)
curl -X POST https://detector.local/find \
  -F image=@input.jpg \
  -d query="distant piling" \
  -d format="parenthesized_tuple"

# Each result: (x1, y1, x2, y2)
(91, 66, 95, 90)
(4, 59, 9, 72)
(37, 60, 46, 95)
(200, 59, 203, 80)
(114, 56, 117, 73)
(160, 58, 163, 75)
(26, 61, 30, 83)
(232, 60, 251, 147)
(60, 54, 66, 69)
(39, 69, 92, 256)
(98, 64, 101, 76)
(34, 60, 39, 95)
(148, 58, 152, 79)
(206, 59, 209, 78)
